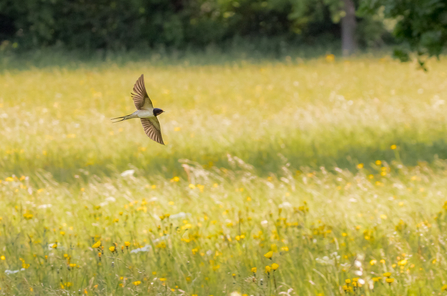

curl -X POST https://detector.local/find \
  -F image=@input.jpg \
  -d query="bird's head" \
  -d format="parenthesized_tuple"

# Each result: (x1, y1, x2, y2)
(153, 108, 164, 116)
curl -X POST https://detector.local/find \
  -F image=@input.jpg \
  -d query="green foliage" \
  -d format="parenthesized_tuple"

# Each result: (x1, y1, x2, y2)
(360, 0, 447, 67)
(0, 0, 392, 51)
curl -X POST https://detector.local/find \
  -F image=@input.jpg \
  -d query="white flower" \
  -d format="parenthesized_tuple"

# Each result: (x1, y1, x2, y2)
(120, 170, 135, 177)
(316, 252, 340, 266)
(130, 245, 151, 253)
(153, 235, 169, 243)
(279, 202, 292, 208)
(5, 268, 25, 275)
(37, 204, 52, 209)
(170, 212, 191, 220)
(261, 220, 269, 227)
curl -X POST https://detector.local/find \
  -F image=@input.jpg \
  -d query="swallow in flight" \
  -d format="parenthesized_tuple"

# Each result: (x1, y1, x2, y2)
(112, 74, 165, 145)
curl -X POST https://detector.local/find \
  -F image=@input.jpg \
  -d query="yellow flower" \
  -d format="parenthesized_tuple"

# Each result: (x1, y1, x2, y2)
(345, 279, 351, 284)
(271, 263, 279, 270)
(265, 266, 271, 273)
(375, 160, 382, 165)
(264, 251, 273, 259)
(385, 278, 395, 283)
(124, 242, 130, 247)
(92, 241, 101, 248)
(159, 278, 167, 282)
(251, 267, 257, 273)
(133, 281, 141, 286)
(383, 272, 391, 277)
(357, 163, 364, 169)
(442, 285, 447, 291)
(372, 277, 381, 282)
(0, 256, 5, 260)
(380, 259, 386, 264)
(325, 54, 335, 62)
(391, 144, 397, 150)
(170, 176, 180, 182)
(370, 259, 377, 265)
(188, 184, 195, 189)
(398, 259, 407, 266)
(109, 246, 115, 252)
(281, 246, 289, 252)
(23, 213, 33, 220)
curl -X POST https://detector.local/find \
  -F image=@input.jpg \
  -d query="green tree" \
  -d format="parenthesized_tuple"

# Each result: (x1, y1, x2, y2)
(288, 0, 358, 56)
(360, 0, 447, 69)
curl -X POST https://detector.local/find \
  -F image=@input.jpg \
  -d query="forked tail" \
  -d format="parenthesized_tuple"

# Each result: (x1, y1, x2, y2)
(111, 114, 133, 123)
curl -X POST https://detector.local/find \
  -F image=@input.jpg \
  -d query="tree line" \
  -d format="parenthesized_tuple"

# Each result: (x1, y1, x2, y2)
(0, 0, 446, 61)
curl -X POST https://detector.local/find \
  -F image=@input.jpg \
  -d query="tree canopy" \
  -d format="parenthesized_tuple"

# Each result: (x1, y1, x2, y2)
(360, 0, 447, 68)
(0, 0, 390, 52)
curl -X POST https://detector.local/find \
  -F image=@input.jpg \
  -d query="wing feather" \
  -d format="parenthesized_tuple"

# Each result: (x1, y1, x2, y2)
(140, 118, 164, 145)
(131, 74, 153, 110)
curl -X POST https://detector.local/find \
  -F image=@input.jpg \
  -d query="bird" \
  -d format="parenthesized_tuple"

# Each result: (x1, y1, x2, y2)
(112, 74, 165, 145)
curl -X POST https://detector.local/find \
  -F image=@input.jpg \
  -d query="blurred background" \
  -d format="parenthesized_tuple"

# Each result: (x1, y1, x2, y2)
(0, 0, 444, 61)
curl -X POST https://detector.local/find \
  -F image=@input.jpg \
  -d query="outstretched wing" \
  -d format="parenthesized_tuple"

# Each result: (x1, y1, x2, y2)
(131, 74, 153, 110)
(140, 118, 164, 145)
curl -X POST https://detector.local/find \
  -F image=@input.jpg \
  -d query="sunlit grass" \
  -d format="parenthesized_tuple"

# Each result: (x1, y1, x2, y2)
(1, 54, 447, 295)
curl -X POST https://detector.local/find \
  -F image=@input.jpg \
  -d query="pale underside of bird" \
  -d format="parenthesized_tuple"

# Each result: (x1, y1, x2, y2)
(112, 74, 165, 145)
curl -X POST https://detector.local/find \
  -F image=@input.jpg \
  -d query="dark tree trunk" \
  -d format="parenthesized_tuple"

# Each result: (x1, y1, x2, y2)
(341, 0, 357, 56)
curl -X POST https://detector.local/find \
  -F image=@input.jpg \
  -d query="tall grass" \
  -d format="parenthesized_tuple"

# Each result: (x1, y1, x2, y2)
(1, 53, 447, 295)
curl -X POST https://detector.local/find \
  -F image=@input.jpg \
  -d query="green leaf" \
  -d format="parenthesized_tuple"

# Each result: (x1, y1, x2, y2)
(392, 49, 410, 62)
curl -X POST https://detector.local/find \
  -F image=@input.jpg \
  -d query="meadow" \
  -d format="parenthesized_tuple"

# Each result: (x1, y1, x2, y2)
(1, 53, 447, 295)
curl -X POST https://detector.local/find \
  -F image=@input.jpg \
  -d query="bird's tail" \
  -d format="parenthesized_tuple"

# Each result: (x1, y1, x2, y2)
(111, 114, 133, 123)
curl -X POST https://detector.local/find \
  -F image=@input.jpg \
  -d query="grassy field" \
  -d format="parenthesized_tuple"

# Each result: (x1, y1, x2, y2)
(1, 53, 447, 295)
